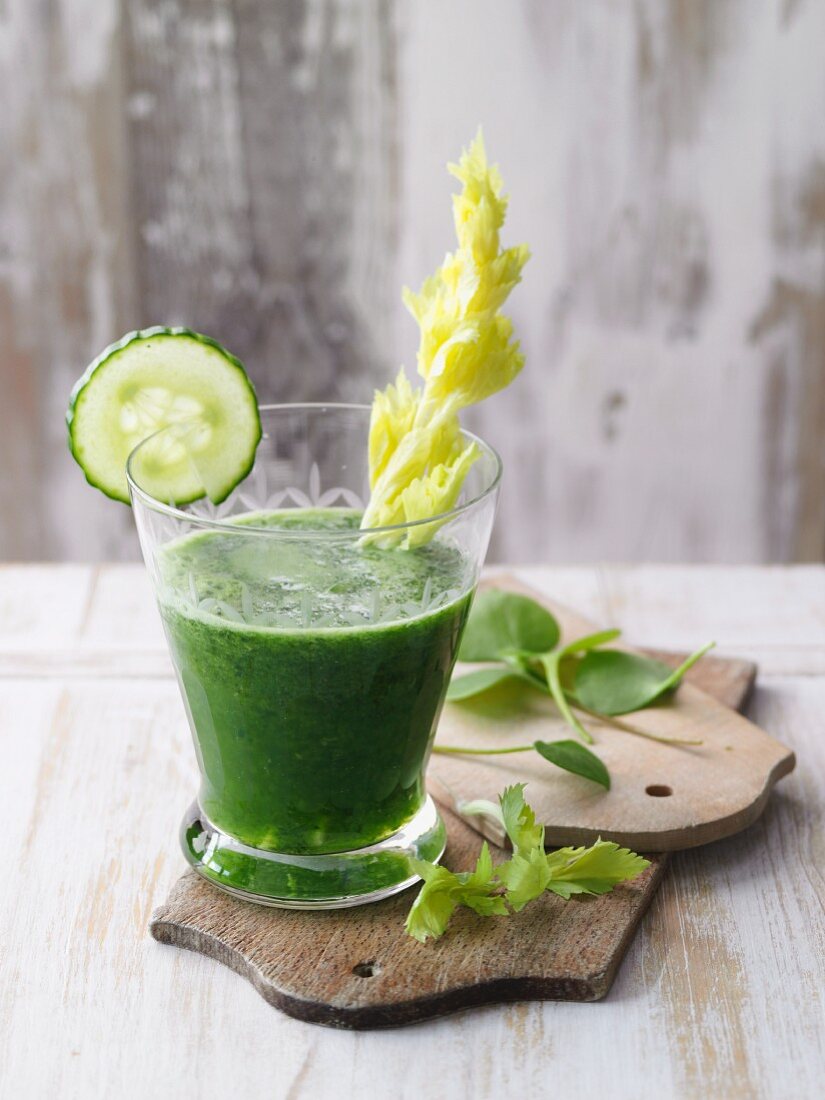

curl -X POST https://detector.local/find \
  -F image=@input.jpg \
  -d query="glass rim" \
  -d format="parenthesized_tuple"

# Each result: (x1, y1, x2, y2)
(125, 401, 503, 539)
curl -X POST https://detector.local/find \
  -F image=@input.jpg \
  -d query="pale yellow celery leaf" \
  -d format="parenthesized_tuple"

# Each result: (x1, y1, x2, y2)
(404, 243, 528, 384)
(360, 413, 470, 547)
(426, 409, 464, 467)
(361, 409, 464, 539)
(400, 441, 479, 549)
(448, 131, 508, 264)
(467, 244, 530, 315)
(426, 315, 525, 407)
(367, 368, 420, 489)
(424, 323, 480, 385)
(425, 251, 479, 317)
(361, 495, 406, 538)
(402, 269, 447, 329)
(402, 263, 467, 383)
(361, 424, 437, 531)
(453, 194, 501, 268)
(404, 166, 528, 385)
(362, 129, 529, 545)
(440, 251, 478, 311)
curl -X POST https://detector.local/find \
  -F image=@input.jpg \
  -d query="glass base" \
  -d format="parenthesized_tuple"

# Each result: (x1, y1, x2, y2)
(180, 796, 446, 909)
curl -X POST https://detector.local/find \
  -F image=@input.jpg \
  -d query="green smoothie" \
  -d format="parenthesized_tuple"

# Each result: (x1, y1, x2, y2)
(157, 510, 471, 876)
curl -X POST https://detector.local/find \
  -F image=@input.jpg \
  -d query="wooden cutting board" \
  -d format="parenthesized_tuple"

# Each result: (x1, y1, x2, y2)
(150, 598, 780, 1029)
(430, 575, 794, 852)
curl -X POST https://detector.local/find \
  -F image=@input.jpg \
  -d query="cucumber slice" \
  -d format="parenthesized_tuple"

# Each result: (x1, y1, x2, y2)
(67, 327, 262, 505)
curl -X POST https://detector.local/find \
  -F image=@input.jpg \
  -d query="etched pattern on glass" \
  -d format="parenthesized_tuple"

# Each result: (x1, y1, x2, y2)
(184, 461, 366, 522)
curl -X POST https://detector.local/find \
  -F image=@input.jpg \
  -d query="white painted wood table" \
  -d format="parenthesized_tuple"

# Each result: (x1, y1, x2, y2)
(1, 564, 823, 1099)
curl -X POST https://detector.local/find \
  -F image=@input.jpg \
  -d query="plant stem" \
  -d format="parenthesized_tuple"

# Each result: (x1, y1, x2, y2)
(541, 653, 595, 744)
(433, 744, 535, 756)
(571, 701, 703, 746)
(658, 640, 717, 692)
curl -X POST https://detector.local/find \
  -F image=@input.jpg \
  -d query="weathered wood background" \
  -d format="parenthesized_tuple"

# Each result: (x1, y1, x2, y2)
(2, 0, 824, 563)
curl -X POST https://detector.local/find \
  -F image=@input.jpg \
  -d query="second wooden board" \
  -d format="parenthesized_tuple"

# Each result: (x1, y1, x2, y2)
(429, 576, 795, 851)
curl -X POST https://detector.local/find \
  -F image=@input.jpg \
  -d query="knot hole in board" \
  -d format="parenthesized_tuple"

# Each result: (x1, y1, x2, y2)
(353, 960, 380, 978)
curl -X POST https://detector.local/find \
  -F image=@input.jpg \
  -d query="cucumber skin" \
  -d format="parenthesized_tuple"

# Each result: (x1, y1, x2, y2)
(66, 326, 262, 506)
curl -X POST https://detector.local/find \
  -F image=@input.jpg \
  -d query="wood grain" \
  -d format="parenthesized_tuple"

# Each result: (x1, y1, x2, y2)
(0, 0, 137, 560)
(151, 820, 669, 1029)
(123, 0, 397, 404)
(1, 566, 823, 1097)
(399, 0, 825, 564)
(148, 632, 756, 1028)
(3, 2, 825, 564)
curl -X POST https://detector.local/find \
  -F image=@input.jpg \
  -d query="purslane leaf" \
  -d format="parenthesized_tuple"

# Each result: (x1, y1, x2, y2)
(574, 651, 674, 715)
(442, 591, 712, 812)
(446, 664, 536, 701)
(534, 739, 611, 790)
(558, 628, 622, 656)
(574, 642, 715, 716)
(458, 590, 560, 662)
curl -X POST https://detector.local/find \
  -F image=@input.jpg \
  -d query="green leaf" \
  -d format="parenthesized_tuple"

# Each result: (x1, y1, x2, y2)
(481, 785, 549, 911)
(404, 843, 506, 942)
(498, 783, 545, 854)
(460, 797, 505, 831)
(458, 591, 560, 662)
(404, 864, 460, 942)
(406, 786, 650, 941)
(446, 664, 534, 702)
(544, 840, 651, 899)
(497, 848, 552, 911)
(534, 739, 611, 789)
(559, 628, 622, 656)
(459, 843, 509, 917)
(574, 642, 715, 716)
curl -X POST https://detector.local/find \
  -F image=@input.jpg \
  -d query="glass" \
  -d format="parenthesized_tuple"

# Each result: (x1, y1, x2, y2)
(128, 404, 501, 908)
